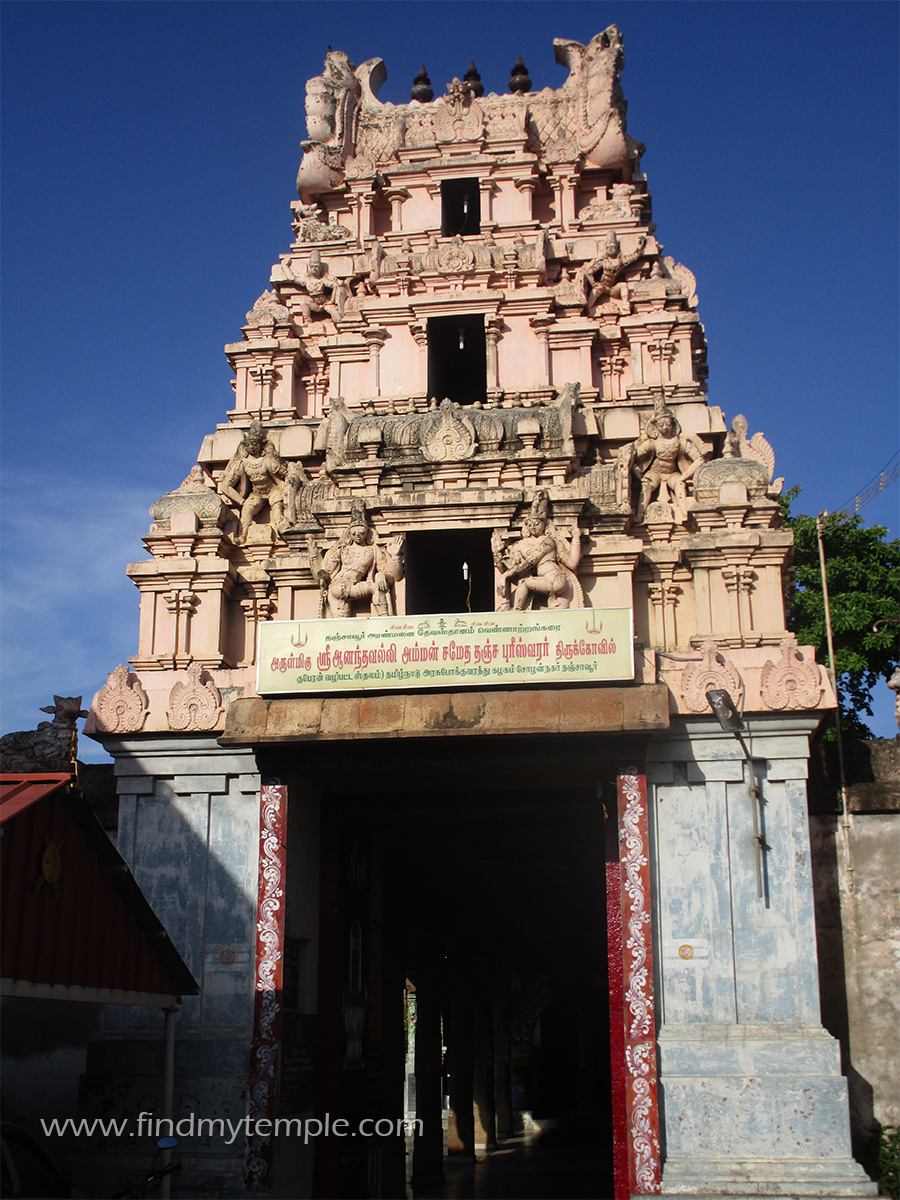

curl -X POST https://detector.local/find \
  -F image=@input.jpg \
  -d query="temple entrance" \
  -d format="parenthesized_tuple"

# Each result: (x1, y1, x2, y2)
(302, 738, 620, 1200)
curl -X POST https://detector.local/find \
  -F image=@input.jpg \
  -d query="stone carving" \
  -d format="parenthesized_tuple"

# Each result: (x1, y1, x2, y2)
(245, 290, 291, 329)
(94, 665, 149, 734)
(584, 232, 646, 312)
(150, 465, 228, 532)
(435, 236, 476, 275)
(308, 500, 405, 618)
(434, 78, 484, 143)
(578, 182, 637, 223)
(289, 201, 352, 243)
(681, 641, 744, 713)
(724, 414, 784, 495)
(283, 250, 349, 324)
(629, 401, 707, 523)
(663, 257, 698, 308)
(760, 636, 823, 710)
(420, 399, 477, 462)
(219, 421, 287, 544)
(167, 662, 223, 732)
(553, 27, 644, 172)
(692, 456, 771, 509)
(313, 387, 576, 471)
(0, 697, 88, 772)
(493, 490, 584, 610)
(295, 50, 386, 197)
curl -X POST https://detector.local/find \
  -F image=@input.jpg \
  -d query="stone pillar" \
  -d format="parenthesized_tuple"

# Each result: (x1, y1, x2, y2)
(486, 317, 504, 391)
(412, 939, 444, 1183)
(363, 328, 388, 396)
(493, 963, 512, 1140)
(472, 956, 496, 1149)
(529, 315, 554, 387)
(649, 716, 877, 1198)
(78, 736, 262, 1197)
(446, 948, 475, 1158)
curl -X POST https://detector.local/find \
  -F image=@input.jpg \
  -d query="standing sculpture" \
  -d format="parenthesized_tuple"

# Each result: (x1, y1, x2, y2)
(308, 500, 405, 618)
(493, 491, 584, 610)
(630, 402, 706, 523)
(218, 421, 286, 543)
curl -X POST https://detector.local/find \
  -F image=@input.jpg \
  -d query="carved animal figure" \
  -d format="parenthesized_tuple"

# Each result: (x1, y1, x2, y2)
(0, 697, 88, 772)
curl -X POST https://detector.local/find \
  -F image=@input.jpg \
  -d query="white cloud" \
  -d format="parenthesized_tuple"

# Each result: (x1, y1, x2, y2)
(1, 473, 152, 762)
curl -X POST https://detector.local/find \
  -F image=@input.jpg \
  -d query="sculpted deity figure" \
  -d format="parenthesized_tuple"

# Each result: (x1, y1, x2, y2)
(630, 404, 707, 523)
(219, 421, 286, 543)
(284, 250, 349, 324)
(492, 491, 583, 611)
(583, 231, 646, 312)
(308, 500, 405, 618)
(313, 395, 352, 473)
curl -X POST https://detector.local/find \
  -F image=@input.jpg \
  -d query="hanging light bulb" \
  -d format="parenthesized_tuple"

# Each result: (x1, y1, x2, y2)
(462, 561, 469, 581)
(459, 329, 465, 350)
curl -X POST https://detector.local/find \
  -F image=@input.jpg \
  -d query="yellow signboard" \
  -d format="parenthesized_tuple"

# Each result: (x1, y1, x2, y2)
(257, 609, 633, 695)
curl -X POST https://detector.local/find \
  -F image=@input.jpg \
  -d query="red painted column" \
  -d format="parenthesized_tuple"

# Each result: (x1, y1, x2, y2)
(613, 768, 662, 1196)
(245, 777, 287, 1191)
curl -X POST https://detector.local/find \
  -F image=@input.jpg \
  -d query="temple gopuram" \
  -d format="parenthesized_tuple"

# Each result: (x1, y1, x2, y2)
(84, 30, 877, 1200)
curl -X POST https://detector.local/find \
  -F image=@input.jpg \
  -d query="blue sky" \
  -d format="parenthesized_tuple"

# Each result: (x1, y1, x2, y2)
(2, 1, 898, 757)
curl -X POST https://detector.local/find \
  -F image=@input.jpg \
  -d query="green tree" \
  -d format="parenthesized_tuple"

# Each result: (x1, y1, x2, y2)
(782, 488, 899, 738)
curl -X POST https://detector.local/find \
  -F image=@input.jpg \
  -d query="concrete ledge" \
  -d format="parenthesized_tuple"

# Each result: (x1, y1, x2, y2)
(220, 684, 669, 744)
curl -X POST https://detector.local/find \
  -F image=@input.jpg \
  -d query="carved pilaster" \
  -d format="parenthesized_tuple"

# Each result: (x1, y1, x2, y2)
(163, 588, 198, 668)
(721, 561, 756, 644)
(238, 571, 275, 667)
(362, 328, 389, 396)
(647, 579, 682, 652)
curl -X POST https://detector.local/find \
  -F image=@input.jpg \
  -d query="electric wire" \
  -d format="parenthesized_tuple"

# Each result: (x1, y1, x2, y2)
(832, 450, 899, 518)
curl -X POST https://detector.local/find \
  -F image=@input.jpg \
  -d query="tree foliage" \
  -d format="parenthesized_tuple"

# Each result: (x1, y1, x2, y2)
(781, 488, 899, 738)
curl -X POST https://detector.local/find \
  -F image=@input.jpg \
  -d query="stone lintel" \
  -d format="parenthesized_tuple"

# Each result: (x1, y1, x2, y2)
(220, 683, 669, 744)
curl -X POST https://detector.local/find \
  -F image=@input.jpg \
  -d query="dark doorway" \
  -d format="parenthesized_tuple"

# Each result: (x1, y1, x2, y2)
(427, 315, 487, 407)
(405, 528, 495, 615)
(441, 178, 480, 237)
(308, 742, 616, 1200)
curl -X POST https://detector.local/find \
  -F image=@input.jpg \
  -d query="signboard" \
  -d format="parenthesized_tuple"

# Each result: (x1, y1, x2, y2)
(258, 608, 633, 695)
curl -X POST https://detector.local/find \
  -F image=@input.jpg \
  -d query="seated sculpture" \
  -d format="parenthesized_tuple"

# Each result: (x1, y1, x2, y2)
(493, 490, 583, 610)
(308, 501, 404, 618)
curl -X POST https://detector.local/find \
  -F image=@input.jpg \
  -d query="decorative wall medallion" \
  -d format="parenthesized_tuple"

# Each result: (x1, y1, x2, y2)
(245, 779, 287, 1192)
(760, 636, 823, 710)
(420, 400, 477, 462)
(167, 662, 223, 731)
(93, 665, 149, 734)
(437, 237, 476, 275)
(681, 641, 743, 712)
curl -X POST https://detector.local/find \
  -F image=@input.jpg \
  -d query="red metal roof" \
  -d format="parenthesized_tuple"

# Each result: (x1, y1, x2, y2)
(0, 774, 198, 1006)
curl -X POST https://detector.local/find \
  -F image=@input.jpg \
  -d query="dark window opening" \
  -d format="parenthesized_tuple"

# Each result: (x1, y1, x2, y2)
(427, 314, 487, 406)
(405, 529, 495, 615)
(441, 178, 480, 236)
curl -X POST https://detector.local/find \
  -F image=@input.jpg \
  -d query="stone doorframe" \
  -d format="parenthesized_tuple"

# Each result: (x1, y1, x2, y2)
(609, 768, 662, 1198)
(243, 763, 664, 1195)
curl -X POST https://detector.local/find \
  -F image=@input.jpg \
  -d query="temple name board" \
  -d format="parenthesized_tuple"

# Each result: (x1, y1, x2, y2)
(257, 609, 634, 695)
